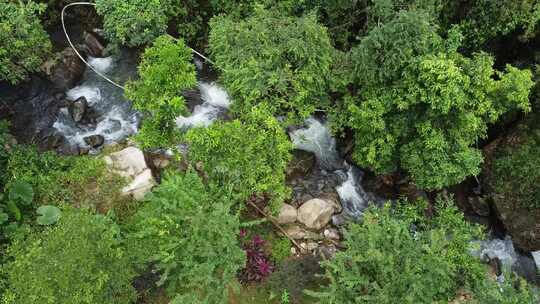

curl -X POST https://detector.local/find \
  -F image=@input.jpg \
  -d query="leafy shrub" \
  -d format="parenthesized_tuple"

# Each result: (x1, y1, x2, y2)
(0, 120, 10, 188)
(125, 35, 197, 149)
(270, 237, 291, 263)
(492, 126, 540, 209)
(0, 0, 52, 84)
(308, 198, 487, 303)
(343, 11, 533, 189)
(185, 104, 292, 208)
(126, 170, 245, 304)
(2, 207, 136, 304)
(95, 0, 168, 47)
(209, 7, 335, 122)
(5, 145, 127, 210)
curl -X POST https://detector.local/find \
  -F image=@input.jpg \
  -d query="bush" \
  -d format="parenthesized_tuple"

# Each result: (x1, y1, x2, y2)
(0, 0, 51, 84)
(185, 104, 292, 208)
(343, 11, 533, 189)
(125, 35, 197, 149)
(2, 207, 136, 304)
(5, 145, 127, 211)
(209, 7, 335, 122)
(95, 0, 168, 47)
(126, 170, 245, 304)
(308, 198, 487, 303)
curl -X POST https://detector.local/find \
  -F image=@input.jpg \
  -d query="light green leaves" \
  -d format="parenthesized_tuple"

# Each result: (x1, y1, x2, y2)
(125, 35, 197, 149)
(36, 205, 61, 225)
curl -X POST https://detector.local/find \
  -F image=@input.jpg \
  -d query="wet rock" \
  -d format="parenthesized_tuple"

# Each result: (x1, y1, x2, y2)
(122, 169, 156, 201)
(468, 196, 491, 217)
(79, 146, 90, 155)
(286, 150, 316, 180)
(331, 213, 349, 226)
(69, 96, 87, 122)
(41, 47, 86, 91)
(83, 134, 104, 148)
(83, 31, 105, 57)
(297, 198, 335, 230)
(80, 107, 100, 125)
(324, 228, 340, 240)
(54, 92, 66, 101)
(277, 203, 297, 224)
(42, 132, 66, 149)
(57, 142, 79, 156)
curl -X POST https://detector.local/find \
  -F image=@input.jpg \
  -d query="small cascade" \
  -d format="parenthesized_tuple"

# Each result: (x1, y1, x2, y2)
(290, 118, 343, 171)
(175, 82, 231, 129)
(290, 117, 379, 219)
(52, 50, 140, 151)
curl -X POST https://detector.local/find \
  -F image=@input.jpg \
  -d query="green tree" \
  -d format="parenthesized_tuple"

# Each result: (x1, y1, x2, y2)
(0, 0, 51, 84)
(2, 207, 136, 304)
(127, 170, 245, 304)
(209, 7, 335, 122)
(459, 0, 540, 50)
(185, 104, 292, 208)
(95, 0, 168, 47)
(308, 198, 485, 303)
(125, 35, 197, 149)
(342, 11, 533, 189)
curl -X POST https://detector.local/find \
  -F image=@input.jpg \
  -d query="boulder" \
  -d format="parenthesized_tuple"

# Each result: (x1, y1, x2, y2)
(122, 169, 156, 201)
(69, 96, 87, 122)
(103, 146, 147, 178)
(83, 31, 105, 57)
(297, 198, 335, 230)
(284, 225, 306, 239)
(277, 203, 297, 224)
(41, 48, 86, 91)
(83, 134, 104, 148)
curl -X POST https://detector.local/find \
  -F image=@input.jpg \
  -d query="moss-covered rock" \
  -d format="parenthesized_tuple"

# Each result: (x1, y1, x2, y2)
(483, 118, 540, 251)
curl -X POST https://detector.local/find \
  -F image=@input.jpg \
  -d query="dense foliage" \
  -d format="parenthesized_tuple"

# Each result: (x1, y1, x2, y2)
(342, 10, 534, 189)
(459, 0, 540, 50)
(2, 207, 136, 304)
(127, 170, 245, 303)
(4, 145, 126, 209)
(0, 0, 51, 84)
(308, 198, 537, 303)
(209, 7, 334, 122)
(125, 35, 197, 149)
(185, 105, 292, 208)
(95, 0, 168, 47)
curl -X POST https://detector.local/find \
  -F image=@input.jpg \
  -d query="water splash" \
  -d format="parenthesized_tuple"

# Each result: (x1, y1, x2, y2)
(289, 118, 343, 171)
(176, 82, 230, 129)
(88, 56, 114, 74)
(53, 51, 140, 150)
(290, 117, 378, 219)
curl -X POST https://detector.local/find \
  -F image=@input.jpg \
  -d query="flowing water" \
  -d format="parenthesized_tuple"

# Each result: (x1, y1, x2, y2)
(289, 118, 380, 219)
(52, 50, 140, 150)
(175, 82, 231, 129)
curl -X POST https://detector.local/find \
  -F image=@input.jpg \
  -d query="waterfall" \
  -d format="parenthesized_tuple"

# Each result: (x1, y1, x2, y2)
(175, 82, 231, 129)
(289, 118, 379, 219)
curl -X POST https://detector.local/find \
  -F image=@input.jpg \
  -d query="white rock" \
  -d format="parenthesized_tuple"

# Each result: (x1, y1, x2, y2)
(277, 203, 297, 224)
(297, 198, 335, 230)
(122, 169, 156, 201)
(104, 147, 147, 178)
